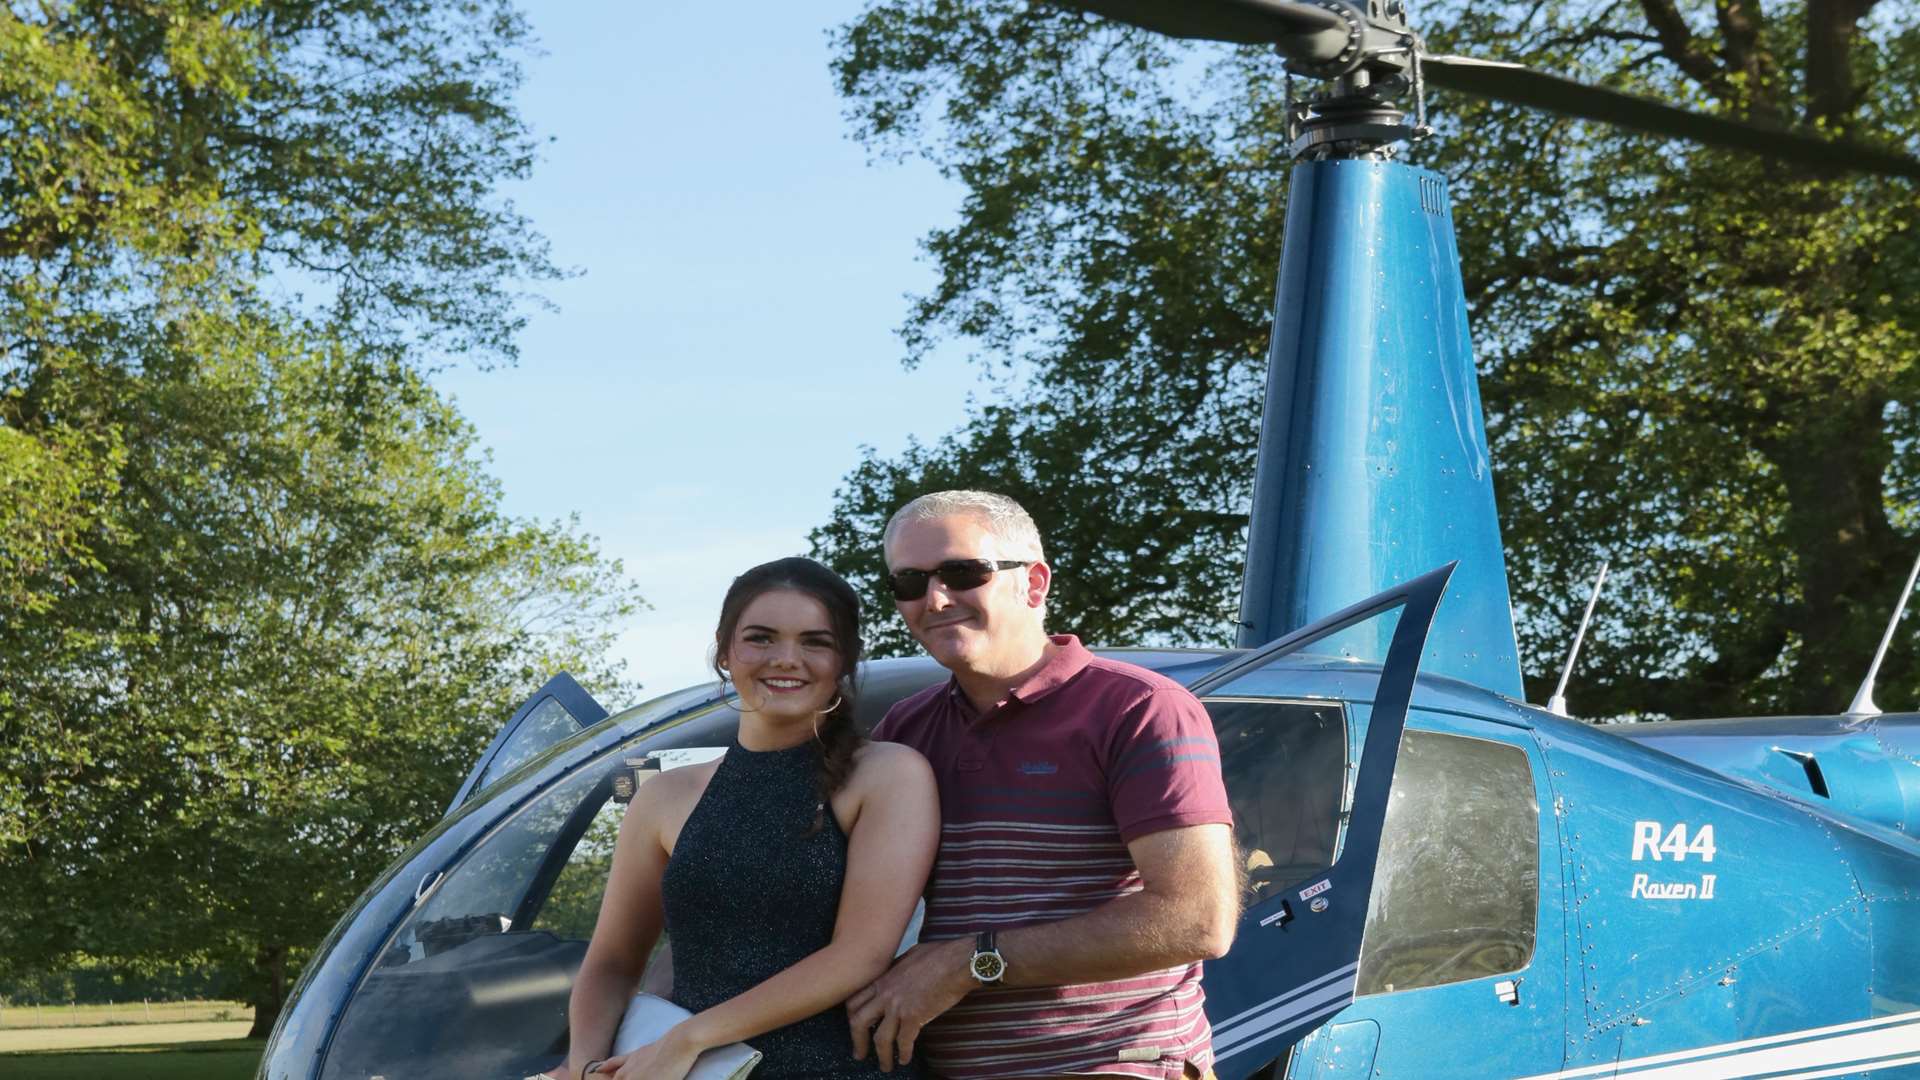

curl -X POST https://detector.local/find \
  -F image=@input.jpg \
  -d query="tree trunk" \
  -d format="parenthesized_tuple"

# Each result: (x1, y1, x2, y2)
(247, 944, 287, 1040)
(1762, 394, 1901, 715)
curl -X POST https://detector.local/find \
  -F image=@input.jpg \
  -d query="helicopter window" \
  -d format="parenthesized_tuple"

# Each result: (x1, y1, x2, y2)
(1205, 698, 1348, 904)
(528, 797, 623, 940)
(1356, 730, 1538, 996)
(476, 695, 586, 793)
(320, 763, 613, 1080)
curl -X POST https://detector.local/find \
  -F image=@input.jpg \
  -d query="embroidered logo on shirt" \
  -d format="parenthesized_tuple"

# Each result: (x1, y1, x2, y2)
(1116, 1047, 1164, 1062)
(1018, 760, 1059, 775)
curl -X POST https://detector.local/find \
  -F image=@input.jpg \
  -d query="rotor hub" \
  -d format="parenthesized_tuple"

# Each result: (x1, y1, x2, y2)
(1276, 0, 1429, 159)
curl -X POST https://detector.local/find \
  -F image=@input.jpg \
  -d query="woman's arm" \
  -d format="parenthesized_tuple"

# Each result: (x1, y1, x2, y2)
(556, 774, 678, 1080)
(605, 743, 939, 1080)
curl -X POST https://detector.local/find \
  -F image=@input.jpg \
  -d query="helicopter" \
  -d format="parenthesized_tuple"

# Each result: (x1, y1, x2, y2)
(256, 1, 1920, 1078)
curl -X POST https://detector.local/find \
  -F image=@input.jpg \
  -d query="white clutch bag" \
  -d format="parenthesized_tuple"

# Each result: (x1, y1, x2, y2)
(612, 992, 761, 1080)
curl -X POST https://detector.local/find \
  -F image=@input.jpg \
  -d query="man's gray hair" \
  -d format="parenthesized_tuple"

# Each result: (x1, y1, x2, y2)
(884, 490, 1046, 562)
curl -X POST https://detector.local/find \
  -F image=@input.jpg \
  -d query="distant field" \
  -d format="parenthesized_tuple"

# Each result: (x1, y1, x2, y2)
(0, 1020, 254, 1053)
(0, 1037, 263, 1080)
(0, 1000, 252, 1029)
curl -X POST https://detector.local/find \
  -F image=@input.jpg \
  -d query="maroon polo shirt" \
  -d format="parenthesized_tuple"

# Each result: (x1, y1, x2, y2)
(872, 635, 1232, 1080)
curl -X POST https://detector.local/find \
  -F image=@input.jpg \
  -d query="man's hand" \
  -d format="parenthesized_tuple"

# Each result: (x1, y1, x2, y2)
(846, 936, 975, 1072)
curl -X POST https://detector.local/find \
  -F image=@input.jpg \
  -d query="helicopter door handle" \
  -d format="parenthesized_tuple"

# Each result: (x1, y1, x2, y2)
(414, 869, 444, 906)
(1257, 899, 1295, 930)
(1495, 978, 1521, 1006)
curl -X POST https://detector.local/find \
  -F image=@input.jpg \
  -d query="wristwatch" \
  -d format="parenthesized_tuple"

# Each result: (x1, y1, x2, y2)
(969, 930, 1008, 985)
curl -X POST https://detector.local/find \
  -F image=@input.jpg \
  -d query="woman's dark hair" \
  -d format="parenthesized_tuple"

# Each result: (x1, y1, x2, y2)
(713, 556, 865, 832)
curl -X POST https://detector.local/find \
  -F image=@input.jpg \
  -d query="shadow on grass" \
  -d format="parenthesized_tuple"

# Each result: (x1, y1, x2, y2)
(0, 1037, 265, 1080)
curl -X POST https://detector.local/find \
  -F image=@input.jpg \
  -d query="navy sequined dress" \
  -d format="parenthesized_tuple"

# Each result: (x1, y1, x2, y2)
(660, 739, 909, 1079)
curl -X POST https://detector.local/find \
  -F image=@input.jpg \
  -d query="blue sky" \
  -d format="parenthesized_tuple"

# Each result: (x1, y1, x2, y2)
(435, 2, 984, 699)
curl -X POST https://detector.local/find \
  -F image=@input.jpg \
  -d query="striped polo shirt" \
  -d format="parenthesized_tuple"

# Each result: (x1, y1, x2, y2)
(872, 635, 1232, 1079)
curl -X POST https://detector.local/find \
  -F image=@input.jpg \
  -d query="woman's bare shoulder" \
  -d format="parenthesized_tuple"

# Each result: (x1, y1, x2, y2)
(851, 739, 935, 786)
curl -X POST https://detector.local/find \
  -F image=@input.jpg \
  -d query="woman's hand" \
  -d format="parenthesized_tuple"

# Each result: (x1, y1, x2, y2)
(600, 1025, 704, 1080)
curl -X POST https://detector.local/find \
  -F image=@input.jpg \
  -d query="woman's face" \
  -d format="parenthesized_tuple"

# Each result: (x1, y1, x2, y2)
(723, 588, 845, 721)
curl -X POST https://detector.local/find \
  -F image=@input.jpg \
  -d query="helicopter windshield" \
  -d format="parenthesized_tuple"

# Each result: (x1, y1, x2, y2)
(1194, 600, 1409, 911)
(322, 759, 615, 1079)
(321, 722, 736, 1078)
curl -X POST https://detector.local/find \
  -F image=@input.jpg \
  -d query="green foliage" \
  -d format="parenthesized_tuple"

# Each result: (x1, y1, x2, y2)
(0, 315, 642, 1031)
(0, 0, 638, 1038)
(0, 0, 553, 365)
(814, 0, 1920, 718)
(0, 958, 235, 1006)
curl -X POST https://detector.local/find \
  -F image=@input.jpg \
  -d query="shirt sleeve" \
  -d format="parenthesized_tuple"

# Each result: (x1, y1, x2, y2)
(1106, 685, 1233, 844)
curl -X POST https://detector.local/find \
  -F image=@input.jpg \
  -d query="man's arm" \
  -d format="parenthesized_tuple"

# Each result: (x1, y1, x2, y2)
(999, 821, 1238, 983)
(846, 822, 1239, 1070)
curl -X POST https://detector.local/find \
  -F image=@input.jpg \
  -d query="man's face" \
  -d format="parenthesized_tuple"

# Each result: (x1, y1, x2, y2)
(885, 514, 1046, 676)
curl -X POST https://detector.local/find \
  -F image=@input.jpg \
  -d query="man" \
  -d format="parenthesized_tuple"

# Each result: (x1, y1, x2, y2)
(848, 490, 1239, 1080)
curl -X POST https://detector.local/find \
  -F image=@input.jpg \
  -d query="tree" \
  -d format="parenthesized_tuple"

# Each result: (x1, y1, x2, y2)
(1, 311, 643, 1036)
(811, 0, 1920, 719)
(0, 0, 640, 1035)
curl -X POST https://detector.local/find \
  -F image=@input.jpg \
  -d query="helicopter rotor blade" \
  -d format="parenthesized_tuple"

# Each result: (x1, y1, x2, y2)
(1056, 0, 1920, 179)
(1424, 55, 1920, 180)
(1064, 0, 1352, 60)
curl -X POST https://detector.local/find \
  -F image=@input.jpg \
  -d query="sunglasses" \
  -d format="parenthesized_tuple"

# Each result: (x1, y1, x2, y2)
(887, 559, 1030, 601)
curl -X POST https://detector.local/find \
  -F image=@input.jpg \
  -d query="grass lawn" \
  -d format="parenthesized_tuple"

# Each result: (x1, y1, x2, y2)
(0, 1038, 264, 1080)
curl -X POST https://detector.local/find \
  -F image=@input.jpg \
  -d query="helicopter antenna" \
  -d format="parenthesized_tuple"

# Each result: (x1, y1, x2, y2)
(1546, 561, 1609, 718)
(1844, 549, 1920, 717)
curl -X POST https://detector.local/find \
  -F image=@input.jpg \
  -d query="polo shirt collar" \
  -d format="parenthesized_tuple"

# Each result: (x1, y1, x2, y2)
(942, 634, 1091, 719)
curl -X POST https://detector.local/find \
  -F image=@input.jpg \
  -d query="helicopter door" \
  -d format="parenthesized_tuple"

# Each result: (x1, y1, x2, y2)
(1291, 716, 1565, 1079)
(444, 672, 609, 815)
(1189, 564, 1455, 1080)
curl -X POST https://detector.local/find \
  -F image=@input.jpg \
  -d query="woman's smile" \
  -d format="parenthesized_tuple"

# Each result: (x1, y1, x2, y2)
(725, 588, 843, 722)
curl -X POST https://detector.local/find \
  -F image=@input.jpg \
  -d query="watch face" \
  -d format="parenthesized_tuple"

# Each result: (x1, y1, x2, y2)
(971, 951, 1006, 982)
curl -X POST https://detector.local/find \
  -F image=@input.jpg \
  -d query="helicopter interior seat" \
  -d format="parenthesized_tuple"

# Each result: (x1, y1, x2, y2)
(1233, 804, 1337, 901)
(1209, 699, 1344, 903)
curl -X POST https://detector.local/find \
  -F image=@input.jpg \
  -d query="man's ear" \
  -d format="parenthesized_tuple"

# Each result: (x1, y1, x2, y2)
(1024, 560, 1051, 608)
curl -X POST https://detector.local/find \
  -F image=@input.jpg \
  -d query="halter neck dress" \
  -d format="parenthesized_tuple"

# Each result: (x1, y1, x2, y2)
(660, 738, 909, 1079)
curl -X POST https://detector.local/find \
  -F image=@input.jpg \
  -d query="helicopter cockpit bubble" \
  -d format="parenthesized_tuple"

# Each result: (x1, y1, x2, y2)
(322, 752, 629, 1079)
(312, 690, 745, 1080)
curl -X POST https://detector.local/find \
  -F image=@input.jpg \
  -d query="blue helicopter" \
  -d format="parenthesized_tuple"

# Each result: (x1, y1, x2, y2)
(256, 2, 1920, 1077)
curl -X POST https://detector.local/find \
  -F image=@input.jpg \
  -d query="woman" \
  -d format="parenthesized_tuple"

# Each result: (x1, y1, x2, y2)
(556, 557, 939, 1080)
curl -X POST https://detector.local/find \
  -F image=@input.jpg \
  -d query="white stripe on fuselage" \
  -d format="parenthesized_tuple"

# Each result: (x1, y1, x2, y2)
(1511, 1009, 1920, 1079)
(1212, 965, 1360, 1061)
